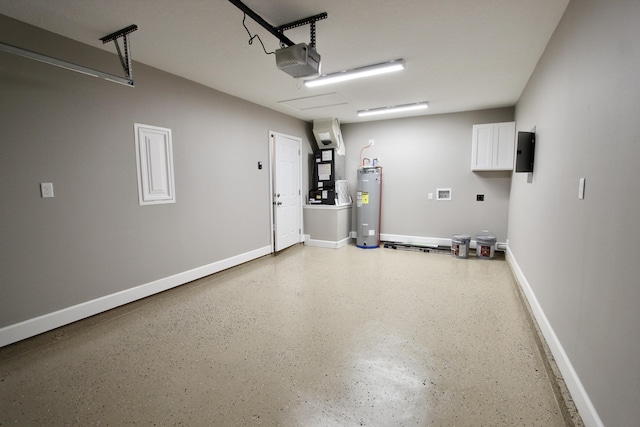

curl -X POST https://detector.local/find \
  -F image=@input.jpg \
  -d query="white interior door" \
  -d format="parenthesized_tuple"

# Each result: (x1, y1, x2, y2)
(271, 132, 302, 252)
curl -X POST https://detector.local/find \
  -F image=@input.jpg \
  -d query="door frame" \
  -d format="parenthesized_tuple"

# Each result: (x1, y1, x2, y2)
(269, 131, 303, 253)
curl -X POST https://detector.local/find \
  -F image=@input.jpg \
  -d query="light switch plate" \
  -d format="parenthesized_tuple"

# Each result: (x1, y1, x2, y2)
(578, 178, 586, 199)
(40, 182, 54, 198)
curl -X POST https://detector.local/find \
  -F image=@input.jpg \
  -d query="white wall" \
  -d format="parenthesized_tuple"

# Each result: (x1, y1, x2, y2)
(342, 108, 514, 244)
(508, 1, 640, 426)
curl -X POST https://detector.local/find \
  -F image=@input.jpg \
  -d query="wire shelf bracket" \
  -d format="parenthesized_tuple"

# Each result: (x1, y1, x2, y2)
(0, 24, 138, 87)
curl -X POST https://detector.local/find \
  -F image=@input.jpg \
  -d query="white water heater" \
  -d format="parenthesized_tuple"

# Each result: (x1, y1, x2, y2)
(356, 166, 382, 248)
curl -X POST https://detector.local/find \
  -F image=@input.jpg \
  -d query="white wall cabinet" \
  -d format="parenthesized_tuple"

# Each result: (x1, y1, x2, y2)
(471, 122, 515, 171)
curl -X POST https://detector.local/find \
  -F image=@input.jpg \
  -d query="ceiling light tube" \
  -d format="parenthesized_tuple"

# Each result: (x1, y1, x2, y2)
(305, 59, 405, 87)
(357, 102, 429, 117)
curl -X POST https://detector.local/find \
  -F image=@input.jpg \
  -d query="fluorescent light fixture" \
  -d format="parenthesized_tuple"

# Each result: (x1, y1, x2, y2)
(357, 102, 429, 117)
(305, 59, 405, 88)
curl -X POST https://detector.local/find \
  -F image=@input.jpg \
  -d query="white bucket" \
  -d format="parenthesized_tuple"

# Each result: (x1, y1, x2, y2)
(452, 234, 471, 259)
(475, 231, 497, 260)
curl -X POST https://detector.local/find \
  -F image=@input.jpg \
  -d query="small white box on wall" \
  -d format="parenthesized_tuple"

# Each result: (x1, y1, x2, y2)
(436, 188, 452, 201)
(134, 123, 176, 205)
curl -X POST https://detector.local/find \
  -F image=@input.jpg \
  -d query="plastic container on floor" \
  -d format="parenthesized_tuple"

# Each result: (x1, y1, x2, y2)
(451, 234, 471, 259)
(475, 231, 497, 259)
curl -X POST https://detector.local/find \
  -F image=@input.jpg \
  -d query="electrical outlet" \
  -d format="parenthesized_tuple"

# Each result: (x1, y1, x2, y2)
(477, 194, 484, 201)
(40, 182, 54, 198)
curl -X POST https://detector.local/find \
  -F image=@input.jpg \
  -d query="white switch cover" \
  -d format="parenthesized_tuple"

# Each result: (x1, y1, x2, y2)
(40, 182, 54, 198)
(428, 193, 433, 200)
(578, 178, 586, 199)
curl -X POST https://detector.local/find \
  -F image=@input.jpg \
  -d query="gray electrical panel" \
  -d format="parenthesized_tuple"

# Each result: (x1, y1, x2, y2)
(356, 167, 382, 248)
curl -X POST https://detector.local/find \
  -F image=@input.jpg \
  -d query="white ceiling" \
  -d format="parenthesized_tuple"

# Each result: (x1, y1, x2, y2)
(0, 0, 569, 123)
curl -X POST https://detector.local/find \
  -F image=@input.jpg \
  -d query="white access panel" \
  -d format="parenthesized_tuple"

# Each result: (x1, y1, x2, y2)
(134, 123, 176, 205)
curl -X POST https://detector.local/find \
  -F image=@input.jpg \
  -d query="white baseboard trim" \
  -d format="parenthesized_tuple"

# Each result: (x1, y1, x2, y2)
(506, 247, 603, 427)
(0, 245, 272, 348)
(303, 236, 352, 249)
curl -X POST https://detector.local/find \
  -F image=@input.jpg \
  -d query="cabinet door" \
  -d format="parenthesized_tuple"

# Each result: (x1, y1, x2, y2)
(493, 122, 516, 170)
(471, 124, 493, 170)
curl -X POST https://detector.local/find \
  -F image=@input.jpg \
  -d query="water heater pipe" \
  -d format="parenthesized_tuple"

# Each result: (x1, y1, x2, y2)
(360, 140, 374, 166)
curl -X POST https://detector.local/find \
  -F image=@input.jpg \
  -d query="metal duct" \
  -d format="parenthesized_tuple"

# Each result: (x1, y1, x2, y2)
(313, 118, 345, 155)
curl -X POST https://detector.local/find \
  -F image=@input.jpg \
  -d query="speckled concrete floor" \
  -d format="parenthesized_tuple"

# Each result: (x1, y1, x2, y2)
(0, 244, 566, 426)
